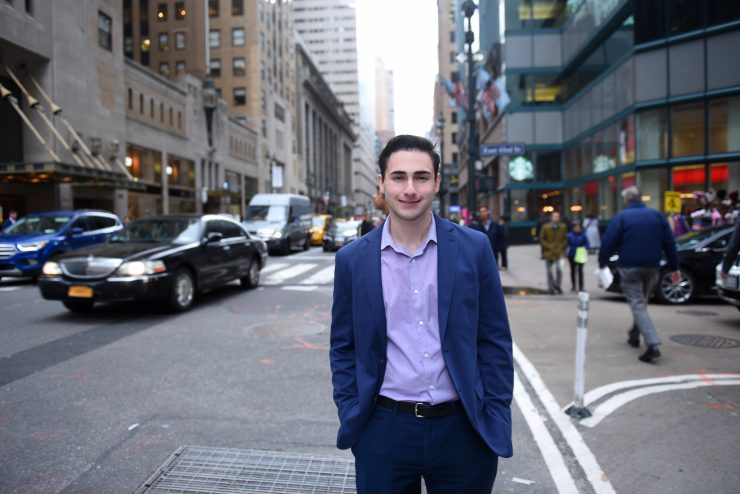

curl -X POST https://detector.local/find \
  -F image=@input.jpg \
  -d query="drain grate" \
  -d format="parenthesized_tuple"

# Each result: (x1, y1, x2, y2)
(136, 446, 356, 494)
(670, 334, 740, 349)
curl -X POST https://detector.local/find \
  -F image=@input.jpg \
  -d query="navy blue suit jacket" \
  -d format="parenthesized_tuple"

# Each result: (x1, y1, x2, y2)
(329, 214, 514, 457)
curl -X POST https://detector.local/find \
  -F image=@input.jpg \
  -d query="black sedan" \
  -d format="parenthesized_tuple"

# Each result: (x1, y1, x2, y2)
(38, 214, 268, 312)
(322, 219, 361, 252)
(607, 225, 735, 304)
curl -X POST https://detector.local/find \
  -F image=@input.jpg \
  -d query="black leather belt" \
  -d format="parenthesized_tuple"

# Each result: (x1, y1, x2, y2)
(377, 395, 463, 418)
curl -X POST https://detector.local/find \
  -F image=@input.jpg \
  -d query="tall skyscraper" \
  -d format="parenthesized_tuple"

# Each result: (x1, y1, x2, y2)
(293, 0, 376, 212)
(374, 58, 395, 140)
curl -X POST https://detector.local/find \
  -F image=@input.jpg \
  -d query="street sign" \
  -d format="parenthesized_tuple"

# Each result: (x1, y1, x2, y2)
(664, 191, 681, 213)
(480, 143, 525, 157)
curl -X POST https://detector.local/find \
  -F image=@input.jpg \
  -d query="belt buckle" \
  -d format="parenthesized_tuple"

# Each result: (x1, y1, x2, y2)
(414, 402, 425, 418)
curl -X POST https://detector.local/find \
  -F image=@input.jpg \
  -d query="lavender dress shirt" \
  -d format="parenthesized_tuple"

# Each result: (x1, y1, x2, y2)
(378, 214, 459, 404)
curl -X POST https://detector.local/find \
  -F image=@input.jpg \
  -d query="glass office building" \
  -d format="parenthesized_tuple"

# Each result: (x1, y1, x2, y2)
(478, 0, 740, 241)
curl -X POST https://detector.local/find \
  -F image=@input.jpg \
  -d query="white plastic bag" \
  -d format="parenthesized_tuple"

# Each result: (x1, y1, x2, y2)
(595, 267, 614, 289)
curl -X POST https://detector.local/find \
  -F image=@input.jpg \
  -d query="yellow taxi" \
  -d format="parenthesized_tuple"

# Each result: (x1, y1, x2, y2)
(309, 214, 331, 246)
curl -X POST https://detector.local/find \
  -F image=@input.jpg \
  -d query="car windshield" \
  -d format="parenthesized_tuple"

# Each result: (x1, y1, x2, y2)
(244, 205, 288, 222)
(2, 214, 72, 235)
(333, 221, 358, 231)
(676, 228, 727, 249)
(110, 218, 200, 244)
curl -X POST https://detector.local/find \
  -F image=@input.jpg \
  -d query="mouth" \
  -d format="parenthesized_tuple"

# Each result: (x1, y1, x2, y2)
(398, 199, 421, 206)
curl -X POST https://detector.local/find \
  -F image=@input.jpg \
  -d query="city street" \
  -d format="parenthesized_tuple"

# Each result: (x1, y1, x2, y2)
(0, 245, 739, 493)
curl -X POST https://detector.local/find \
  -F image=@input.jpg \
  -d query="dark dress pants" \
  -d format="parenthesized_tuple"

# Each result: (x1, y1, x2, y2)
(352, 405, 499, 494)
(496, 249, 508, 269)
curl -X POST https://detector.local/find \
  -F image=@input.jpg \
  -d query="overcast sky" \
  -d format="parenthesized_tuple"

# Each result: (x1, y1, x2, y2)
(356, 0, 439, 137)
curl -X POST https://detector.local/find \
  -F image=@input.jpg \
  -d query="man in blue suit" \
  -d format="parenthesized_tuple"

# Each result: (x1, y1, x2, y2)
(330, 135, 513, 493)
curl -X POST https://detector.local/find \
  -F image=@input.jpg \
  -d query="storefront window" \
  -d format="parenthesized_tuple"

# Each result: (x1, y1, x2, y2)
(580, 137, 593, 177)
(672, 164, 706, 213)
(537, 189, 563, 217)
(619, 114, 635, 165)
(709, 96, 740, 154)
(536, 152, 561, 181)
(710, 162, 740, 198)
(638, 167, 668, 212)
(637, 108, 668, 160)
(564, 146, 580, 180)
(671, 102, 705, 157)
(584, 179, 599, 219)
(600, 176, 618, 220)
(510, 188, 534, 222)
(506, 74, 530, 107)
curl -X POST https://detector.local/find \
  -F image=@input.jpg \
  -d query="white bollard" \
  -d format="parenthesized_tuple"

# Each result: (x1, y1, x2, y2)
(565, 291, 592, 419)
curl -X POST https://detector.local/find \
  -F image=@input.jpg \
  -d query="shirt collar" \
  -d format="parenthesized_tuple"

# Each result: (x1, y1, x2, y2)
(381, 213, 437, 255)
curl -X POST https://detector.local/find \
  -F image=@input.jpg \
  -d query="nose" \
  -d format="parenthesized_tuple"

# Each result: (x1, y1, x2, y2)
(402, 178, 416, 195)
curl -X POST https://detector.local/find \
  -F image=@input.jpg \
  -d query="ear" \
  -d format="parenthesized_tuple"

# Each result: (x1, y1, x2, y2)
(377, 174, 384, 194)
(434, 172, 441, 193)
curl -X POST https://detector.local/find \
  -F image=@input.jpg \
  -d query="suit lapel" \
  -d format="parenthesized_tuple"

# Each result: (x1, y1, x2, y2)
(361, 228, 387, 348)
(436, 215, 458, 343)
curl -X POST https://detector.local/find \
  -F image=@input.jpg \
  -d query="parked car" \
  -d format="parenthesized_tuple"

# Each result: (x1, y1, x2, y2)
(309, 214, 331, 246)
(716, 255, 740, 310)
(607, 225, 735, 304)
(38, 214, 268, 312)
(242, 194, 311, 254)
(0, 210, 123, 282)
(323, 219, 361, 252)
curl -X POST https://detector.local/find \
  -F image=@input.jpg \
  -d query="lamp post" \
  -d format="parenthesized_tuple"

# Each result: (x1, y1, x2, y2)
(461, 0, 478, 223)
(437, 111, 446, 218)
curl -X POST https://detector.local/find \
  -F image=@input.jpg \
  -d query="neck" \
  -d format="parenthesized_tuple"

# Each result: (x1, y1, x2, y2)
(388, 212, 433, 252)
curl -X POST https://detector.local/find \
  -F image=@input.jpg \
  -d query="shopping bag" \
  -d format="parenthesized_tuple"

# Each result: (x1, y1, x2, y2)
(574, 246, 588, 264)
(594, 267, 614, 289)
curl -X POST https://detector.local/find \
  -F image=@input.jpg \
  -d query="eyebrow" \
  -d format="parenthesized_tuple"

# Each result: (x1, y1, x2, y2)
(389, 170, 432, 177)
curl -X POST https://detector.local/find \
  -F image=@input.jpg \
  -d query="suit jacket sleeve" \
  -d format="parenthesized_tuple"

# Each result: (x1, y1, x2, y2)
(476, 235, 514, 416)
(329, 250, 358, 423)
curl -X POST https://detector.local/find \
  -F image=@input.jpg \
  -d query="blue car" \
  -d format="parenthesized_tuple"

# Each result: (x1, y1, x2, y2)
(0, 210, 123, 281)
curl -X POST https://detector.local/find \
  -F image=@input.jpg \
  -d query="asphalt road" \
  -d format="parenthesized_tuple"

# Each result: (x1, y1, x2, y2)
(0, 246, 739, 493)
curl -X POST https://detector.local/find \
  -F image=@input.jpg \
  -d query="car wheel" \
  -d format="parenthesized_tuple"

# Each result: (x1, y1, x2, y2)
(654, 268, 695, 305)
(303, 236, 309, 251)
(63, 300, 94, 312)
(240, 257, 260, 289)
(169, 268, 195, 312)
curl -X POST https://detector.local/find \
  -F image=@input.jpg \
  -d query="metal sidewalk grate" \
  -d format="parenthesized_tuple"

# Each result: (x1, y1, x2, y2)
(135, 446, 356, 494)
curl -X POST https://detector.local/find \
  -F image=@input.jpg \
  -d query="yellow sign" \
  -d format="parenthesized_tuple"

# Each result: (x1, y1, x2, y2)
(664, 191, 682, 214)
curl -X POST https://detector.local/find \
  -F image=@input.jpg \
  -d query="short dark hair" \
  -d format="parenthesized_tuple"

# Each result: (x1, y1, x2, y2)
(377, 134, 440, 178)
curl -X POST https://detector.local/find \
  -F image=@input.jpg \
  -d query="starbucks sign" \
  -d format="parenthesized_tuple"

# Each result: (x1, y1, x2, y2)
(509, 156, 534, 181)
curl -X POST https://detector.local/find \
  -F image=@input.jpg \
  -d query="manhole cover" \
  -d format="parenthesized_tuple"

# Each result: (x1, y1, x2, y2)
(675, 310, 720, 317)
(250, 321, 324, 338)
(670, 334, 740, 348)
(136, 446, 356, 494)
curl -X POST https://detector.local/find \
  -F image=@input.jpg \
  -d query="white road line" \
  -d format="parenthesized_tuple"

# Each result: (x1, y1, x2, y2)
(299, 265, 335, 285)
(514, 343, 616, 494)
(513, 370, 579, 493)
(562, 373, 740, 412)
(281, 286, 319, 292)
(262, 263, 317, 285)
(0, 287, 20, 291)
(260, 262, 289, 274)
(580, 379, 740, 428)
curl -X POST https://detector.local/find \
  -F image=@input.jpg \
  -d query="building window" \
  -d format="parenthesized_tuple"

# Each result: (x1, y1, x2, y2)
(232, 0, 243, 16)
(232, 28, 245, 47)
(25, 0, 32, 14)
(637, 108, 668, 160)
(209, 0, 219, 17)
(232, 57, 246, 76)
(158, 32, 168, 51)
(175, 31, 185, 50)
(160, 102, 164, 122)
(210, 58, 221, 77)
(150, 98, 155, 118)
(159, 62, 170, 77)
(709, 96, 740, 154)
(156, 2, 167, 21)
(177, 111, 182, 129)
(637, 167, 668, 211)
(671, 102, 705, 157)
(175, 1, 186, 19)
(98, 11, 112, 51)
(209, 29, 220, 48)
(175, 60, 186, 74)
(669, 0, 704, 36)
(128, 88, 133, 110)
(451, 112, 457, 125)
(139, 93, 144, 114)
(169, 107, 173, 125)
(234, 87, 246, 106)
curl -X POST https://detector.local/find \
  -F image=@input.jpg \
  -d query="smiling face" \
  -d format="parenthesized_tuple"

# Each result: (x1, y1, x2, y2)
(378, 150, 440, 225)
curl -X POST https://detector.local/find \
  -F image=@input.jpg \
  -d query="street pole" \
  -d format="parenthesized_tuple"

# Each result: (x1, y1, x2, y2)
(462, 0, 478, 224)
(437, 112, 446, 218)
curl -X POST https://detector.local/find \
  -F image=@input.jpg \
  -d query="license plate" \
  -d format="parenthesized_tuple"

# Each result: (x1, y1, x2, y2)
(68, 285, 93, 298)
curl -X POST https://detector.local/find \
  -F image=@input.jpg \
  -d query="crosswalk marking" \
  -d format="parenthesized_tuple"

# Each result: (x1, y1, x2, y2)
(260, 262, 289, 274)
(298, 265, 335, 285)
(262, 263, 317, 285)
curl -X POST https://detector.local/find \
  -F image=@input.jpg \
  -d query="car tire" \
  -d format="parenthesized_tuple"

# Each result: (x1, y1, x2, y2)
(654, 268, 695, 305)
(240, 257, 260, 289)
(169, 268, 195, 312)
(303, 236, 309, 251)
(63, 300, 94, 312)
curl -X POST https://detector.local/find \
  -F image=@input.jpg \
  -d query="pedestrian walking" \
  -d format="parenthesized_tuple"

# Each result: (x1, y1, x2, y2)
(583, 214, 601, 253)
(598, 186, 680, 363)
(540, 211, 568, 294)
(330, 134, 513, 493)
(469, 206, 500, 258)
(567, 222, 590, 292)
(359, 211, 375, 236)
(497, 216, 509, 270)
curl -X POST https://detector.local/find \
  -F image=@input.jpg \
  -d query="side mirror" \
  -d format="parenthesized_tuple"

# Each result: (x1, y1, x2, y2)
(205, 231, 223, 243)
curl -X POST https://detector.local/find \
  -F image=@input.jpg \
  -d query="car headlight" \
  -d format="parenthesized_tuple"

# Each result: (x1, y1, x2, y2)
(272, 231, 283, 239)
(42, 261, 62, 276)
(115, 260, 166, 276)
(17, 240, 48, 252)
